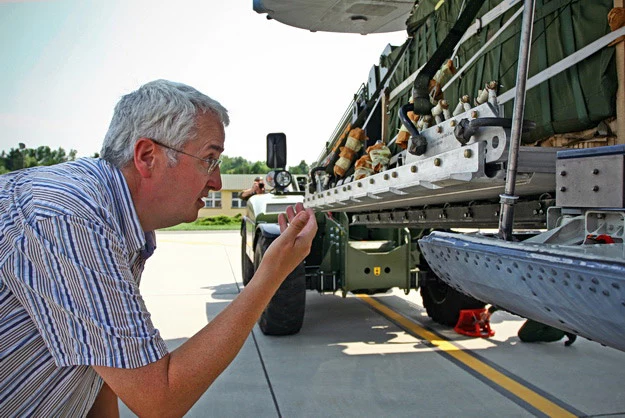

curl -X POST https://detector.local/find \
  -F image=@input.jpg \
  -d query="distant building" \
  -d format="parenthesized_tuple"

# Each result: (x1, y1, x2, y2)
(198, 174, 264, 218)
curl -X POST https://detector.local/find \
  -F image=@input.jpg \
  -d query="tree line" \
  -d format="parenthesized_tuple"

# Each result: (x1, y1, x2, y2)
(0, 145, 79, 174)
(220, 156, 309, 175)
(0, 145, 309, 175)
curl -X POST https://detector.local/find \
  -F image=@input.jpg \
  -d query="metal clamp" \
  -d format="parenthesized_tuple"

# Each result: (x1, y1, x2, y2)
(499, 194, 519, 205)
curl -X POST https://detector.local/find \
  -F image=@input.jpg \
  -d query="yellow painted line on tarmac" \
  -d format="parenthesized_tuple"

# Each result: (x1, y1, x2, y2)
(358, 295, 577, 418)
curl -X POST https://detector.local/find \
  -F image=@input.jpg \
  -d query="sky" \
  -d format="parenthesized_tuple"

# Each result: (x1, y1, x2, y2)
(0, 0, 408, 167)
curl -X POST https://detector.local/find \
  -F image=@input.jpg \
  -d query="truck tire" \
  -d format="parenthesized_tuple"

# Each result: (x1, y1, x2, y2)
(241, 227, 254, 286)
(420, 277, 485, 326)
(254, 235, 306, 335)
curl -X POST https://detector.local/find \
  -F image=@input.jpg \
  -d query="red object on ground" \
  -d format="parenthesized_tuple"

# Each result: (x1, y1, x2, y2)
(593, 234, 615, 244)
(454, 308, 495, 338)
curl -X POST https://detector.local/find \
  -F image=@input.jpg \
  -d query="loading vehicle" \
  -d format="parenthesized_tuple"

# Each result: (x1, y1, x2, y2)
(241, 133, 308, 335)
(247, 0, 625, 350)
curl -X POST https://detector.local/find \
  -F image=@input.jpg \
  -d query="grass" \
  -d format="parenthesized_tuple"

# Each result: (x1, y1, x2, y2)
(159, 214, 242, 231)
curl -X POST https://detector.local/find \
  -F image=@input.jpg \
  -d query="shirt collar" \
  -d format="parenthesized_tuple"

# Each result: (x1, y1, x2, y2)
(98, 159, 153, 255)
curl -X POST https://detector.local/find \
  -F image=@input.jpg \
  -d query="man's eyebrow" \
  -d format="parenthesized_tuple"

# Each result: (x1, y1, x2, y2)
(207, 144, 225, 153)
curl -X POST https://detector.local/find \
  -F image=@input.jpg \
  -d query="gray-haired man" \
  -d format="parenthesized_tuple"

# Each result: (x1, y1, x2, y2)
(0, 79, 316, 416)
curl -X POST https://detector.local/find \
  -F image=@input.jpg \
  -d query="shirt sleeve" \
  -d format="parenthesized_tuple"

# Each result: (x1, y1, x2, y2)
(7, 214, 169, 369)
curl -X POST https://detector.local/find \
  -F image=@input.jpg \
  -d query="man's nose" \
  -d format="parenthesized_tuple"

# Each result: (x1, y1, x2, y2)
(208, 167, 222, 191)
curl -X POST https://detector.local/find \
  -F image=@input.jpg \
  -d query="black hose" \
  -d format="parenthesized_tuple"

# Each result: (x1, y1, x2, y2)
(412, 0, 486, 115)
(454, 117, 536, 145)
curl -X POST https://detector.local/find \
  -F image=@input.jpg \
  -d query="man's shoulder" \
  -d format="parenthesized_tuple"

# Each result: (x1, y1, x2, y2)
(25, 159, 126, 221)
(35, 158, 115, 199)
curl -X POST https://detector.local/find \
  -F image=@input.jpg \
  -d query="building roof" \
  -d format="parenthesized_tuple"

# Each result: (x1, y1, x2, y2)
(221, 174, 266, 191)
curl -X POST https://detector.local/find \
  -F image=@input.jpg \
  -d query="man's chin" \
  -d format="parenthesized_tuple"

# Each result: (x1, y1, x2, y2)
(184, 212, 200, 224)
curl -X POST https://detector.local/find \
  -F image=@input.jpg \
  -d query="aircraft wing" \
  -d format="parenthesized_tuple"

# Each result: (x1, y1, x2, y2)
(253, 0, 416, 34)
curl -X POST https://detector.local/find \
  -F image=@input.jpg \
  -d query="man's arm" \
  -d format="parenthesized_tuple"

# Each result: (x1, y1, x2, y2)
(241, 181, 264, 200)
(240, 187, 254, 200)
(94, 204, 316, 418)
(87, 382, 119, 418)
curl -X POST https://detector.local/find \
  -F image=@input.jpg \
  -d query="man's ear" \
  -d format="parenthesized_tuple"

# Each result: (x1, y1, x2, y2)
(134, 138, 157, 178)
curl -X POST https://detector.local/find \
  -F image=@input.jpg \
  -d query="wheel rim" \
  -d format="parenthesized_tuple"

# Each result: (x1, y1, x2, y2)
(428, 280, 449, 304)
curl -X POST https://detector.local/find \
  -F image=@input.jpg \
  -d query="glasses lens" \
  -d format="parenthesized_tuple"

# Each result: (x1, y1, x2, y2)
(207, 159, 221, 175)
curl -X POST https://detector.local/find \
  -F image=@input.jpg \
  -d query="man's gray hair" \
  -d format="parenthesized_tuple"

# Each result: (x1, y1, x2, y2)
(101, 79, 229, 168)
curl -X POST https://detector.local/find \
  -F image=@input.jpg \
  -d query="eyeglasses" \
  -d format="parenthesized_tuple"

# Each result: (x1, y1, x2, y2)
(150, 139, 222, 175)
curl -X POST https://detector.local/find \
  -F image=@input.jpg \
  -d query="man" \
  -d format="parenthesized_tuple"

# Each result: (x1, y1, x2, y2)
(0, 80, 317, 416)
(241, 176, 265, 200)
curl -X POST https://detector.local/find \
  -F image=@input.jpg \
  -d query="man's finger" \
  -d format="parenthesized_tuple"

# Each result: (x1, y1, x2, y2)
(278, 213, 288, 233)
(297, 209, 317, 242)
(280, 210, 311, 239)
(285, 205, 296, 222)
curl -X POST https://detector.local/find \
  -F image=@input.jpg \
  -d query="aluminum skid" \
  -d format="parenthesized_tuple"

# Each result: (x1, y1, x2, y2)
(419, 231, 625, 352)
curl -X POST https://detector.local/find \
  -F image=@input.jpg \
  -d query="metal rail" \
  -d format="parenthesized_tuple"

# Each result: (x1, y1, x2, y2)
(498, 0, 536, 240)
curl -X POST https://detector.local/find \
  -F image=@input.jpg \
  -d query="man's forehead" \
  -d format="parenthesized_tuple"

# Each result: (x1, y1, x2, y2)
(195, 113, 225, 152)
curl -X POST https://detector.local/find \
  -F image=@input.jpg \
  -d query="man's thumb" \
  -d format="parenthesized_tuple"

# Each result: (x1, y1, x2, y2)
(285, 210, 310, 234)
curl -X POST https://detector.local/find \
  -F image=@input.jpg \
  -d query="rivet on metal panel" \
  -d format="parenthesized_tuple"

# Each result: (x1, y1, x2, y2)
(464, 149, 472, 158)
(434, 158, 442, 167)
(392, 172, 398, 178)
(411, 165, 418, 173)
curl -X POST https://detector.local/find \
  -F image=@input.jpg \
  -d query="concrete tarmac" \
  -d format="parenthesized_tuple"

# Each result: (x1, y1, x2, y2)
(120, 231, 625, 418)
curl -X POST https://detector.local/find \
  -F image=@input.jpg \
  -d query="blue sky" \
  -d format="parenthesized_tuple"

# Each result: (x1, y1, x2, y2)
(0, 0, 407, 166)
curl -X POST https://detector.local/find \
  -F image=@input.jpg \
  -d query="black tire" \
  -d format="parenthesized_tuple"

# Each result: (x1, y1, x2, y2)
(420, 276, 485, 326)
(254, 235, 306, 336)
(241, 225, 254, 286)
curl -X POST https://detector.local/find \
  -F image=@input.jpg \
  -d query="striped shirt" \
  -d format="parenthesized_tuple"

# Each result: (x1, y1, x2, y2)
(0, 158, 169, 416)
